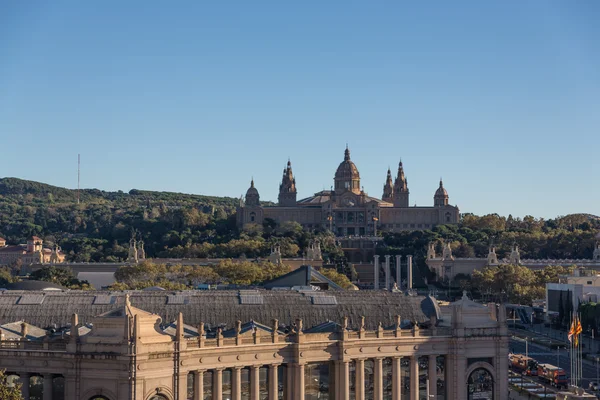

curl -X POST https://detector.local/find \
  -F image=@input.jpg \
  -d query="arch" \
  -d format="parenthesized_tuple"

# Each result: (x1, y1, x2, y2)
(81, 388, 117, 400)
(144, 387, 174, 400)
(465, 362, 495, 400)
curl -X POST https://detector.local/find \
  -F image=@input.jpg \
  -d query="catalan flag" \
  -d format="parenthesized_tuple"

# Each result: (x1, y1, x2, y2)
(568, 319, 575, 343)
(575, 317, 583, 346)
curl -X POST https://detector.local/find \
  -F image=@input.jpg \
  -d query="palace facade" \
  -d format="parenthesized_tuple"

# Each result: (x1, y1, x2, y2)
(0, 289, 508, 400)
(0, 236, 65, 266)
(237, 147, 460, 236)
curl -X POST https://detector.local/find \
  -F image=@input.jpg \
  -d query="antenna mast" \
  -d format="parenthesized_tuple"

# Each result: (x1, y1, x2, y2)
(77, 154, 80, 204)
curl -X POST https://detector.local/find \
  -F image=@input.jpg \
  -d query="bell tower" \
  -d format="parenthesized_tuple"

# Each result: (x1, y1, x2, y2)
(278, 159, 297, 207)
(393, 161, 409, 207)
(382, 167, 394, 202)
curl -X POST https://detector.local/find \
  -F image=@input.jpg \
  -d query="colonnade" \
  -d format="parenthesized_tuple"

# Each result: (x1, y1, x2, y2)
(187, 354, 443, 400)
(10, 372, 64, 400)
(373, 255, 413, 291)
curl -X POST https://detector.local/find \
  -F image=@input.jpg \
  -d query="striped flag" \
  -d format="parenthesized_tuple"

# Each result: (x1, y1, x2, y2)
(575, 317, 583, 346)
(568, 318, 575, 343)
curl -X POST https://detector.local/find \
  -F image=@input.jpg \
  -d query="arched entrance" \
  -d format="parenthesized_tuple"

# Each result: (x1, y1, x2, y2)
(148, 395, 168, 400)
(467, 367, 494, 400)
(89, 397, 110, 400)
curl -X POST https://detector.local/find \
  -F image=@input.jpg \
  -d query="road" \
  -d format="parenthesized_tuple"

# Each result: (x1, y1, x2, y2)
(511, 337, 600, 390)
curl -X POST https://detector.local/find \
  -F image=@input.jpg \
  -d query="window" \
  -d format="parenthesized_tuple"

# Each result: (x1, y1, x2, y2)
(203, 371, 213, 400)
(364, 360, 374, 399)
(305, 363, 330, 400)
(259, 366, 269, 400)
(222, 369, 232, 399)
(250, 212, 256, 222)
(345, 181, 350, 189)
(445, 212, 451, 222)
(349, 360, 356, 400)
(241, 368, 251, 400)
(383, 358, 393, 400)
(278, 365, 287, 400)
(187, 372, 195, 400)
(467, 368, 494, 400)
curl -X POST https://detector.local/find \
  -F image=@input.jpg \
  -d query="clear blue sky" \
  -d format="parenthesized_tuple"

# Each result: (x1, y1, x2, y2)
(1, 1, 599, 219)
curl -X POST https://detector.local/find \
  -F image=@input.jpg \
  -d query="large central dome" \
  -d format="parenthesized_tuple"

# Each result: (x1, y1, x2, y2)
(334, 147, 361, 195)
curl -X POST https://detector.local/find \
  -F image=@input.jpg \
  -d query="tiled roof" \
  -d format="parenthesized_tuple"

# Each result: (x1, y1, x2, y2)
(0, 290, 438, 331)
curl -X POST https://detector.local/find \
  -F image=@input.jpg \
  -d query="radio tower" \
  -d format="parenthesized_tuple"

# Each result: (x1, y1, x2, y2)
(77, 154, 80, 204)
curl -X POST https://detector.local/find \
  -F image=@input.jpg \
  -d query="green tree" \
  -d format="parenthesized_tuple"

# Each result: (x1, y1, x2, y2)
(0, 369, 23, 400)
(29, 266, 92, 289)
(319, 268, 354, 289)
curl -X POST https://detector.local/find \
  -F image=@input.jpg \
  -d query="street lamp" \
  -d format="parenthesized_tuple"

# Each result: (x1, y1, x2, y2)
(372, 216, 379, 237)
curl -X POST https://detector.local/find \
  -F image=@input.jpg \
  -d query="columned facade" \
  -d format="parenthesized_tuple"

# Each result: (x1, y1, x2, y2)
(0, 292, 507, 400)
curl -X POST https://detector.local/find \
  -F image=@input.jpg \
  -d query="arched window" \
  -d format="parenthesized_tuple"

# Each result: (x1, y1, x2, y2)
(250, 212, 256, 222)
(467, 368, 494, 400)
(445, 212, 451, 222)
(148, 395, 168, 400)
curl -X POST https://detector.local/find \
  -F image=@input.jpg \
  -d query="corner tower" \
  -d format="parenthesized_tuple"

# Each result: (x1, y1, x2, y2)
(278, 160, 297, 207)
(382, 167, 394, 202)
(393, 161, 409, 207)
(334, 146, 361, 195)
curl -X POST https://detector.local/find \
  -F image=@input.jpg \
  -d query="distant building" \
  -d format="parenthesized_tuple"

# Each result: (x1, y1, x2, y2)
(0, 290, 508, 400)
(237, 146, 460, 236)
(0, 236, 65, 266)
(547, 267, 600, 317)
(427, 242, 600, 282)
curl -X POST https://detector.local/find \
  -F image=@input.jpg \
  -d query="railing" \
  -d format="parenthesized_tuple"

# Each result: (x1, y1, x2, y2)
(0, 339, 68, 351)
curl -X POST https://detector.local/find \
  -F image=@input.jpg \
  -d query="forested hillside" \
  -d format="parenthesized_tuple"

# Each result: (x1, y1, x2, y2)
(0, 178, 598, 269)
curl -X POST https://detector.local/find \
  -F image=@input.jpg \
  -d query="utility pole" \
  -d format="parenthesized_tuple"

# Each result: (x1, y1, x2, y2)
(77, 153, 80, 204)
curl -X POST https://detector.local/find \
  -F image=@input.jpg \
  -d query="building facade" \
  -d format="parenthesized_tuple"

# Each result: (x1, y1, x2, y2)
(427, 242, 600, 282)
(0, 290, 508, 400)
(237, 147, 460, 236)
(0, 236, 65, 266)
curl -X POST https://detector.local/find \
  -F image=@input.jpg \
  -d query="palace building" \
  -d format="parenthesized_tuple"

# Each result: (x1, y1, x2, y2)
(237, 147, 460, 236)
(0, 289, 508, 400)
(0, 236, 65, 266)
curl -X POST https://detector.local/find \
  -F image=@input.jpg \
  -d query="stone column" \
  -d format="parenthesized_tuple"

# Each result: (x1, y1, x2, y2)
(355, 359, 365, 400)
(407, 255, 413, 290)
(251, 366, 261, 400)
(43, 374, 53, 400)
(392, 357, 401, 399)
(395, 255, 402, 289)
(178, 370, 188, 400)
(428, 355, 437, 399)
(295, 364, 305, 400)
(373, 255, 380, 290)
(268, 365, 278, 400)
(214, 369, 223, 400)
(384, 255, 391, 291)
(233, 367, 242, 400)
(194, 371, 204, 400)
(338, 361, 349, 400)
(20, 373, 30, 400)
(374, 358, 383, 400)
(410, 356, 419, 400)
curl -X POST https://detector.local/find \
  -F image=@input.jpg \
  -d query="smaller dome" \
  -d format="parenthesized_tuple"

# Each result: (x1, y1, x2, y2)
(435, 180, 448, 197)
(246, 179, 259, 196)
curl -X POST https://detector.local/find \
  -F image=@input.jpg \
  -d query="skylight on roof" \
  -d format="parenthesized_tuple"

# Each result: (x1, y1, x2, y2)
(167, 295, 187, 305)
(311, 296, 338, 305)
(93, 295, 114, 305)
(18, 294, 45, 305)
